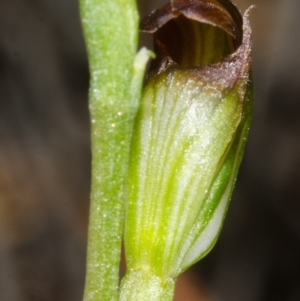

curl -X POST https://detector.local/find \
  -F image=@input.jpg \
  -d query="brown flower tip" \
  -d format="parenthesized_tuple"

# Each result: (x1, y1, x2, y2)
(141, 0, 252, 102)
(141, 0, 242, 41)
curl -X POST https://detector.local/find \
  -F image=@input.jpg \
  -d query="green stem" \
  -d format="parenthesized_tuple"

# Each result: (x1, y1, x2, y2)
(79, 1, 149, 301)
(120, 270, 175, 301)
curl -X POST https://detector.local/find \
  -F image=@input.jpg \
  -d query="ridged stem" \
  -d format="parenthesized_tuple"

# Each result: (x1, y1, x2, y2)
(78, 1, 149, 301)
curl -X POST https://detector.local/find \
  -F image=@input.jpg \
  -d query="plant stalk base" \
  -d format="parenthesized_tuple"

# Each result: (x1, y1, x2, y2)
(119, 269, 175, 301)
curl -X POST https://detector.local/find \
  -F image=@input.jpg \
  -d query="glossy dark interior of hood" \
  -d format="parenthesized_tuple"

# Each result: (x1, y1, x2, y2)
(141, 0, 243, 71)
(153, 14, 235, 68)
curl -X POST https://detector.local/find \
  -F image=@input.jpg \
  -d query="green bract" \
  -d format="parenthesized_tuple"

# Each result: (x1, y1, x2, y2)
(121, 0, 253, 300)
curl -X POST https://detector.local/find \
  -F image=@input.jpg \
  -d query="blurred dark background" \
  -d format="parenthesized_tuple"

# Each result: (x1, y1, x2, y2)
(0, 0, 299, 300)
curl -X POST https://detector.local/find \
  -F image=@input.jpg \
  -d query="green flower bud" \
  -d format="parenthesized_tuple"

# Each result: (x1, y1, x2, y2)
(121, 0, 253, 300)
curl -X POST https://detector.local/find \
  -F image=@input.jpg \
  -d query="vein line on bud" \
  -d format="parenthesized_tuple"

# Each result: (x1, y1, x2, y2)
(122, 1, 253, 296)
